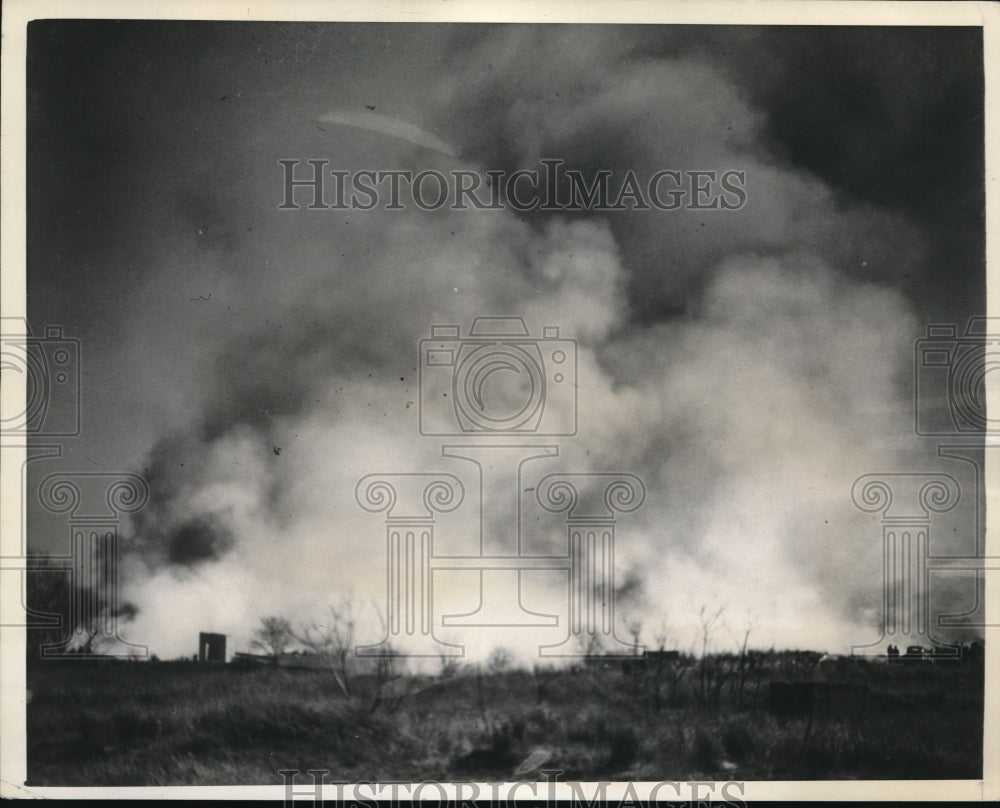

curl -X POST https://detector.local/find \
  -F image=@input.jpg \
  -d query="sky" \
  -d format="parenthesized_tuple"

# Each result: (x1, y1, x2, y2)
(25, 21, 986, 663)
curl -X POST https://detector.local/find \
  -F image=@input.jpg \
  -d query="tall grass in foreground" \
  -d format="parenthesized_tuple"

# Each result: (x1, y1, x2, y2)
(26, 654, 983, 785)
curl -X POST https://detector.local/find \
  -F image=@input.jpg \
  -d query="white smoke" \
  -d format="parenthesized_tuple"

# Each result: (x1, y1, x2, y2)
(111, 28, 958, 664)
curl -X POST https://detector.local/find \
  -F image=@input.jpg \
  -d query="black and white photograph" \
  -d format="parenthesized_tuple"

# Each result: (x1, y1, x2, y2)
(1, 0, 997, 801)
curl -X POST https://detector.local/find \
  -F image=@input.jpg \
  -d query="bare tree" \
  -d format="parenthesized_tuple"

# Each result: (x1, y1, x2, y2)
(487, 645, 514, 674)
(625, 617, 643, 653)
(728, 612, 759, 710)
(696, 604, 727, 706)
(367, 603, 405, 713)
(439, 652, 462, 679)
(294, 595, 356, 698)
(434, 631, 463, 679)
(574, 631, 606, 658)
(250, 615, 294, 664)
(622, 616, 645, 700)
(697, 604, 726, 658)
(648, 618, 687, 711)
(474, 663, 491, 733)
(26, 553, 141, 659)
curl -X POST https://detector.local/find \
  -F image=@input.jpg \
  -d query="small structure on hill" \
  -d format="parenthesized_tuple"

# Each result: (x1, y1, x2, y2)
(198, 632, 227, 663)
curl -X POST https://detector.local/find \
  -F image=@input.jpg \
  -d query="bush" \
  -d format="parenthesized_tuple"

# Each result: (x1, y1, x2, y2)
(721, 722, 754, 761)
(607, 726, 640, 770)
(688, 727, 718, 773)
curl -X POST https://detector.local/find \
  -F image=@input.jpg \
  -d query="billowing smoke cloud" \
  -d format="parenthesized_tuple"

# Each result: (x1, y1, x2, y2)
(83, 25, 981, 662)
(434, 26, 928, 319)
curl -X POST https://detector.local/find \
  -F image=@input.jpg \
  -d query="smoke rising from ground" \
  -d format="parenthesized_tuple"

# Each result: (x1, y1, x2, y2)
(25, 23, 982, 662)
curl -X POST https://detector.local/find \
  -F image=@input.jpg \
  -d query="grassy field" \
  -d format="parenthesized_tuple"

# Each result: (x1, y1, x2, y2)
(26, 652, 984, 786)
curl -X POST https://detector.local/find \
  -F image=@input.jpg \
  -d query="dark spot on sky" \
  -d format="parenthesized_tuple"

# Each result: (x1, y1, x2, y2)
(166, 515, 235, 567)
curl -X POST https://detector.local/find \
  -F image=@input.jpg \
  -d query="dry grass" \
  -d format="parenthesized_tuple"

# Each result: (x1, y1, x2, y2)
(26, 652, 984, 785)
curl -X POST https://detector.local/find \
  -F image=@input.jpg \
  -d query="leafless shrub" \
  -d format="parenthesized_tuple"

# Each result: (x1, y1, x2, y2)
(250, 615, 294, 664)
(697, 604, 729, 706)
(728, 613, 761, 710)
(487, 645, 514, 674)
(649, 619, 687, 711)
(294, 595, 356, 698)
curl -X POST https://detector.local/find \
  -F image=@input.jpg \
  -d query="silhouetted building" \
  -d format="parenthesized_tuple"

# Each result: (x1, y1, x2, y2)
(198, 632, 226, 662)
